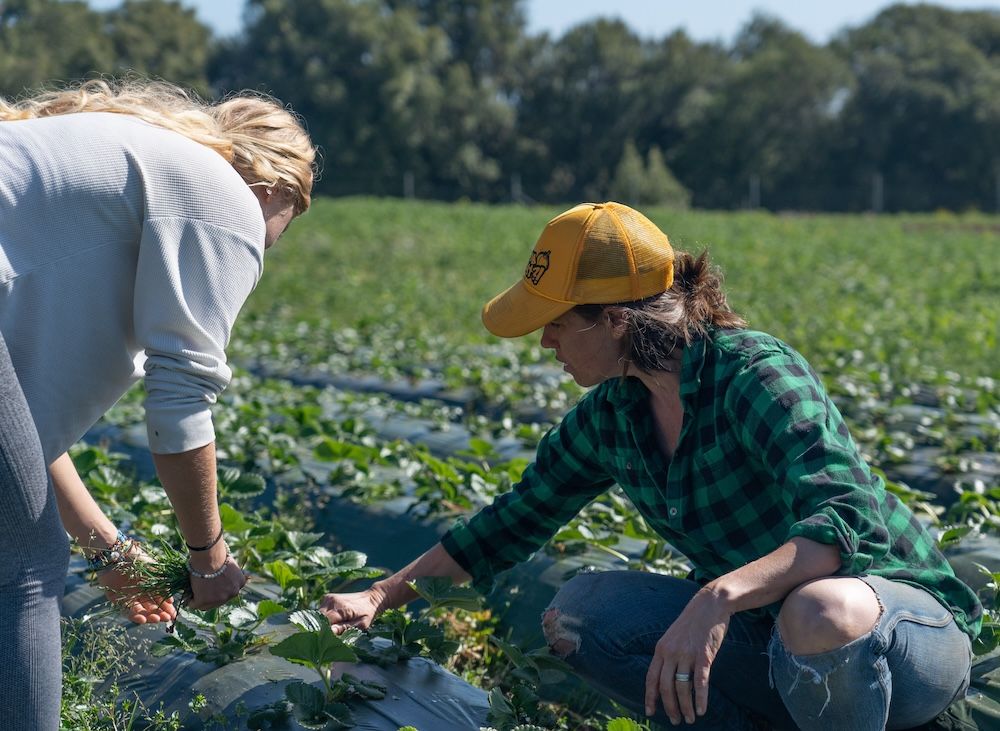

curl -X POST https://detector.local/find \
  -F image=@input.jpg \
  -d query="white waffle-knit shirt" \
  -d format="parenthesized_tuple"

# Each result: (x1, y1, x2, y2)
(0, 112, 266, 463)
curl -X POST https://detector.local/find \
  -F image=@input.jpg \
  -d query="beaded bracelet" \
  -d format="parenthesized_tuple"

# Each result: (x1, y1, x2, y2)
(86, 530, 137, 572)
(187, 550, 232, 580)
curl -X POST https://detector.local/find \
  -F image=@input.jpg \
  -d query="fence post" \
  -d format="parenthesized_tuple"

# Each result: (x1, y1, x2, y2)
(872, 172, 884, 213)
(995, 165, 1000, 213)
(749, 174, 761, 209)
(511, 173, 522, 203)
(403, 171, 415, 199)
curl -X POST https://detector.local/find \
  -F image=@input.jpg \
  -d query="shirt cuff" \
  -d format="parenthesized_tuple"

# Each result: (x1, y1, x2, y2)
(786, 510, 873, 575)
(145, 406, 216, 454)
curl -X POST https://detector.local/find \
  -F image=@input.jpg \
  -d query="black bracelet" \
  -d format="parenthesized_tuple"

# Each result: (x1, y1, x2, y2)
(186, 525, 224, 552)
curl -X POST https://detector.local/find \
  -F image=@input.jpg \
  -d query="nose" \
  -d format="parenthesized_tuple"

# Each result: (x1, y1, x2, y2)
(540, 324, 557, 350)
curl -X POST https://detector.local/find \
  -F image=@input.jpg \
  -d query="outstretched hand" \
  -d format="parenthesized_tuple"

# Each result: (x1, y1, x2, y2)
(97, 544, 177, 624)
(320, 588, 384, 633)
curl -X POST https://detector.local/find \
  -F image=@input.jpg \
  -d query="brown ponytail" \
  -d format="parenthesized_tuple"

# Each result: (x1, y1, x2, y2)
(575, 249, 746, 372)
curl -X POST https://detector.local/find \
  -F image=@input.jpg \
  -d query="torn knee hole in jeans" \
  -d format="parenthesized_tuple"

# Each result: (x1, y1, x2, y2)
(864, 579, 886, 623)
(542, 607, 582, 657)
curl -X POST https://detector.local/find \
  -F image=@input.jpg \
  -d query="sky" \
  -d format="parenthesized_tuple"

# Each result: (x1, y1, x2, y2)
(86, 0, 999, 41)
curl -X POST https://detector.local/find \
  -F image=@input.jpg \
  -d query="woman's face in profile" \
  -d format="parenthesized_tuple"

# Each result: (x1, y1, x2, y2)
(540, 310, 625, 387)
(253, 186, 297, 250)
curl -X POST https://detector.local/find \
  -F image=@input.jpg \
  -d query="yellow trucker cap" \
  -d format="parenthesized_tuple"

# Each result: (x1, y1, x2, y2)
(482, 202, 674, 337)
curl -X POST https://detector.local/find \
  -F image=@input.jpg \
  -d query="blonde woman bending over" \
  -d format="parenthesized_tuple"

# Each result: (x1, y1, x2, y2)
(0, 78, 315, 729)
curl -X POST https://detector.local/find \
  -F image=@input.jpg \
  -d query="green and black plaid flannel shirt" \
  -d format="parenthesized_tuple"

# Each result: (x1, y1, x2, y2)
(441, 329, 982, 640)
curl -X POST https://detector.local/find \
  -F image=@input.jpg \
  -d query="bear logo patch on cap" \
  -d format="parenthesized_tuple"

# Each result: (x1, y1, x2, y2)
(524, 250, 550, 286)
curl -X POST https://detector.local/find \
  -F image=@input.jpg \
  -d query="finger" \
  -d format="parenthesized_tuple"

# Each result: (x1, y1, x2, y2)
(660, 664, 682, 725)
(323, 610, 344, 627)
(644, 654, 663, 716)
(694, 660, 712, 717)
(142, 605, 170, 622)
(128, 609, 148, 624)
(676, 668, 696, 725)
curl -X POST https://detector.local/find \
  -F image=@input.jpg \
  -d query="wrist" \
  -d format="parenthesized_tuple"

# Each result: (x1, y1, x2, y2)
(187, 548, 232, 580)
(697, 580, 738, 615)
(85, 529, 139, 571)
(187, 540, 229, 573)
(369, 579, 399, 612)
(79, 522, 122, 556)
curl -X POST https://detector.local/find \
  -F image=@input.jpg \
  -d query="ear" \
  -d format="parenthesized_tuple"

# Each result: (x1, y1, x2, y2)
(603, 308, 629, 340)
(250, 184, 271, 206)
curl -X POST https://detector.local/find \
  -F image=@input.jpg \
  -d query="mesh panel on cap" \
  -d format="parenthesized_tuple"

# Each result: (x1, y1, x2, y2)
(570, 204, 672, 302)
(575, 209, 633, 281)
(616, 205, 673, 273)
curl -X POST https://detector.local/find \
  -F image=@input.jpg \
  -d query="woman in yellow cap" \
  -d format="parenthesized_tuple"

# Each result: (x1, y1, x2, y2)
(321, 202, 977, 729)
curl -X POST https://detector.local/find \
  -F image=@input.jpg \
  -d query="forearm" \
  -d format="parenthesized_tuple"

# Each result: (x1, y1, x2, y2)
(701, 537, 842, 614)
(50, 452, 118, 551)
(153, 443, 226, 571)
(370, 542, 472, 611)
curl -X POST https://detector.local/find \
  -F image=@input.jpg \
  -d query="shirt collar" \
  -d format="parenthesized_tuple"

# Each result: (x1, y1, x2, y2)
(606, 335, 709, 413)
(679, 336, 708, 407)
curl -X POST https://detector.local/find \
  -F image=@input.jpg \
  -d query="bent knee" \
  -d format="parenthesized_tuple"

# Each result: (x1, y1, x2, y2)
(541, 606, 583, 657)
(778, 577, 880, 655)
(540, 572, 611, 657)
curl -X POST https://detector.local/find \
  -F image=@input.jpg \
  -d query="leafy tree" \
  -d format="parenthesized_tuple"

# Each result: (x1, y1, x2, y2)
(610, 139, 645, 205)
(214, 0, 515, 199)
(609, 140, 690, 208)
(384, 0, 527, 88)
(672, 14, 854, 210)
(832, 4, 1000, 211)
(515, 18, 648, 201)
(644, 145, 690, 209)
(106, 0, 212, 96)
(630, 30, 730, 187)
(0, 0, 212, 100)
(0, 0, 113, 98)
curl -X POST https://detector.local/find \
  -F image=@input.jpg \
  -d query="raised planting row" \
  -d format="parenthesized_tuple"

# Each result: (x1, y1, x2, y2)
(61, 339, 1000, 730)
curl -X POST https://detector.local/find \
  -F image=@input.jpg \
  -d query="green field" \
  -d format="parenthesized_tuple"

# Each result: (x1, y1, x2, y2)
(62, 199, 1000, 730)
(245, 198, 1000, 390)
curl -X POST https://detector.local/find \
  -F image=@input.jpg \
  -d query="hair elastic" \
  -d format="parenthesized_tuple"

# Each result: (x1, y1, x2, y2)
(186, 525, 224, 552)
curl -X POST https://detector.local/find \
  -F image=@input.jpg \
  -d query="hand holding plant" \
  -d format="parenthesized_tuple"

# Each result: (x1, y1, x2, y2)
(186, 552, 249, 611)
(115, 535, 248, 614)
(319, 586, 384, 632)
(93, 539, 177, 624)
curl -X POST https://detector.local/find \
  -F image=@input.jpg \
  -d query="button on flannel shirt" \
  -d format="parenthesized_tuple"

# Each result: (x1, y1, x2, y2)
(441, 329, 982, 640)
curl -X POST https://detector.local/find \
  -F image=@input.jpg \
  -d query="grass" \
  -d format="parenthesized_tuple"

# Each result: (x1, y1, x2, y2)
(63, 199, 999, 730)
(245, 198, 1000, 387)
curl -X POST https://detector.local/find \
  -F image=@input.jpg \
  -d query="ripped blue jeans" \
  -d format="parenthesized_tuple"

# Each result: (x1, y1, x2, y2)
(542, 571, 972, 730)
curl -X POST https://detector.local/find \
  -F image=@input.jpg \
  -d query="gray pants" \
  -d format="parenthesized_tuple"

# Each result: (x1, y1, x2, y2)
(0, 332, 69, 730)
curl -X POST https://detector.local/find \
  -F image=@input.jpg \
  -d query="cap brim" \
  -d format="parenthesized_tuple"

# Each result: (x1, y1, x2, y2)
(482, 280, 575, 338)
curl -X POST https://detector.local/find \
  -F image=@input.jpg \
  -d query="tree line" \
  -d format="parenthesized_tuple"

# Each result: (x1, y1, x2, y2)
(2, 0, 999, 212)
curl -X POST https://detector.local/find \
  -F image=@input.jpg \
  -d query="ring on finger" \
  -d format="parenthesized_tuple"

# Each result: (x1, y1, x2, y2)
(674, 671, 692, 682)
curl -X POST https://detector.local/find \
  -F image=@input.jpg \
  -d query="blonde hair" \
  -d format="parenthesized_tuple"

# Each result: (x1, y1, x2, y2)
(0, 78, 315, 214)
